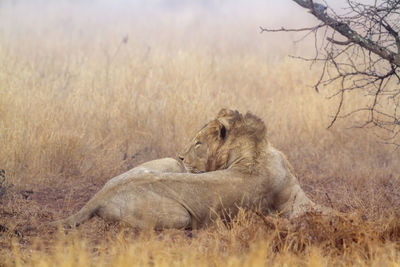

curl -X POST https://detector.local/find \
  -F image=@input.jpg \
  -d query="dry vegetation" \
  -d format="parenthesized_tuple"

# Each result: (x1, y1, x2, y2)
(1, 1, 400, 266)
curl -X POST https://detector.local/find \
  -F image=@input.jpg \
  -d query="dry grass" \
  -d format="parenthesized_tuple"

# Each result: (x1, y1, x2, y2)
(1, 1, 400, 266)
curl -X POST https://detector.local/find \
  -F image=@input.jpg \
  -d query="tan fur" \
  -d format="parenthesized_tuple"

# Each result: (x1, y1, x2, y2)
(51, 158, 186, 228)
(53, 109, 329, 230)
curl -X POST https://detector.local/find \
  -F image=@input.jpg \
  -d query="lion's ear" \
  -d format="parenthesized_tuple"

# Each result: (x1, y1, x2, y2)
(217, 117, 230, 130)
(212, 119, 228, 140)
(220, 124, 226, 139)
(217, 110, 241, 127)
(217, 108, 239, 118)
(217, 108, 231, 118)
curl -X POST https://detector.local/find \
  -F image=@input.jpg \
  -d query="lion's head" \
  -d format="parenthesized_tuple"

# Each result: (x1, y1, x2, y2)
(178, 109, 266, 174)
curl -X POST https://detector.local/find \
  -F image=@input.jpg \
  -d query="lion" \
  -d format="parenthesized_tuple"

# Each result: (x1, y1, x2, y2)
(52, 109, 329, 230)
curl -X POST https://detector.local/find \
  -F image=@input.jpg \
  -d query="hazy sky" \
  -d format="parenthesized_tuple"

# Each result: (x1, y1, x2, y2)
(0, 0, 346, 60)
(0, 0, 319, 31)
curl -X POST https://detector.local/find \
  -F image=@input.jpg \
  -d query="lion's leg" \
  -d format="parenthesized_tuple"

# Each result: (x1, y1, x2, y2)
(280, 183, 334, 219)
(96, 191, 191, 230)
(272, 150, 333, 218)
(286, 184, 316, 218)
(50, 196, 100, 228)
(48, 158, 184, 229)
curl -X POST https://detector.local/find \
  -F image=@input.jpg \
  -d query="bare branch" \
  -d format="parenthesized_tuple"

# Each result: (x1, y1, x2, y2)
(260, 24, 325, 33)
(292, 0, 400, 67)
(261, 0, 400, 144)
(326, 37, 351, 46)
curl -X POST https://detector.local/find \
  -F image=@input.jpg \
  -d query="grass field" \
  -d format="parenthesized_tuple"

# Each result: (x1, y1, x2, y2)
(1, 1, 400, 266)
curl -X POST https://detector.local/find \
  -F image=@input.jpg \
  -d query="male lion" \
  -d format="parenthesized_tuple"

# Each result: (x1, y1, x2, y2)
(53, 109, 328, 230)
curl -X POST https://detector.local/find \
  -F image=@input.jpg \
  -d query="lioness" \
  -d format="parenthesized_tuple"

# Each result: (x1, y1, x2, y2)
(53, 109, 328, 229)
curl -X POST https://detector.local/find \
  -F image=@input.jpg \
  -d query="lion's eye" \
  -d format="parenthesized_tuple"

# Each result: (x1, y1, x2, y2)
(195, 141, 201, 146)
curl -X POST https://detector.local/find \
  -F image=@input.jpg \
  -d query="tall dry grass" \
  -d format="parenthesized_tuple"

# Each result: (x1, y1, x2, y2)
(0, 1, 400, 266)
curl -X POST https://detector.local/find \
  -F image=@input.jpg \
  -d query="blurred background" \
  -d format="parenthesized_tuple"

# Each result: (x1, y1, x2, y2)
(0, 0, 319, 59)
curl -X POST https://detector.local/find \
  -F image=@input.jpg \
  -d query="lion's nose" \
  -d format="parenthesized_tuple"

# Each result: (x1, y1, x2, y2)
(178, 156, 184, 161)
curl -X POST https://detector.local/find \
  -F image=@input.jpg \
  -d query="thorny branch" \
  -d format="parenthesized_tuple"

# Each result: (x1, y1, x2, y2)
(261, 0, 400, 146)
